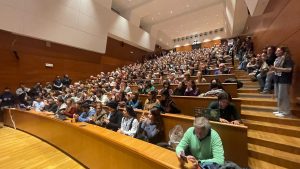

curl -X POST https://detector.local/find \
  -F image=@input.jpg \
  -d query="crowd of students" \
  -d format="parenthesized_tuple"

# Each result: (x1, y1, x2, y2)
(237, 37, 294, 117)
(1, 37, 292, 168)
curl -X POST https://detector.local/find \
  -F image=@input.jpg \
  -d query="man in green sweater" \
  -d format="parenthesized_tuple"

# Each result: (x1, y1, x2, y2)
(176, 117, 224, 168)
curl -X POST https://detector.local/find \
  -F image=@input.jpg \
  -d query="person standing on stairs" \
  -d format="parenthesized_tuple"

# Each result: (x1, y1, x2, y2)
(272, 47, 294, 117)
(260, 46, 277, 94)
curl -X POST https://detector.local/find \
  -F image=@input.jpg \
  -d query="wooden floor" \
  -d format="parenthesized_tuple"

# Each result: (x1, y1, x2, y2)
(0, 127, 84, 169)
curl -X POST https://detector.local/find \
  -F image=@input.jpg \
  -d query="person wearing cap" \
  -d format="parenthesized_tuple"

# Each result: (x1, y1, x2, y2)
(117, 106, 139, 137)
(103, 101, 123, 131)
(176, 117, 224, 168)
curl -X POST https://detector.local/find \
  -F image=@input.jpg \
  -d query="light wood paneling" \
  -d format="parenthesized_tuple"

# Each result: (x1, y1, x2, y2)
(3, 109, 193, 169)
(0, 29, 149, 91)
(0, 127, 84, 169)
(201, 40, 221, 48)
(176, 45, 192, 52)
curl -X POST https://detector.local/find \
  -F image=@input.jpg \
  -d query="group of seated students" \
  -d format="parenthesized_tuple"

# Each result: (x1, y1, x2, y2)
(237, 37, 294, 117)
(0, 40, 248, 169)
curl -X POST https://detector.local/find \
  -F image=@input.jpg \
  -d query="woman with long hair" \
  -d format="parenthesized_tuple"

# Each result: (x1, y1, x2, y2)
(135, 107, 163, 144)
(160, 89, 181, 114)
(272, 47, 294, 117)
(117, 106, 139, 137)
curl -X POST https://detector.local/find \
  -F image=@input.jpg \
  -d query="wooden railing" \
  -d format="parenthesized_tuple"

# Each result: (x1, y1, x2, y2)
(3, 109, 193, 169)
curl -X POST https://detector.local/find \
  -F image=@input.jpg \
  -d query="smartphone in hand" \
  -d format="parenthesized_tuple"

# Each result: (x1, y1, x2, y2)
(180, 151, 188, 163)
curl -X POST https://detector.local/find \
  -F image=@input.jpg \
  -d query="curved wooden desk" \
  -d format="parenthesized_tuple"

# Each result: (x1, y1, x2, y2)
(3, 109, 192, 169)
(134, 109, 248, 168)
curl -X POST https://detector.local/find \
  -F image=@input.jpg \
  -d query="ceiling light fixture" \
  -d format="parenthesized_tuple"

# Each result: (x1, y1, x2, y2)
(170, 10, 173, 14)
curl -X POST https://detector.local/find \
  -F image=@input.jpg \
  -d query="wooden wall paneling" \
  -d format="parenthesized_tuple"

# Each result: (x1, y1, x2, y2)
(0, 30, 150, 91)
(201, 40, 221, 48)
(176, 45, 193, 52)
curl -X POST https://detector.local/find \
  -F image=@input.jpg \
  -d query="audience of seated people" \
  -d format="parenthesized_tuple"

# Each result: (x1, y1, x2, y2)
(236, 37, 294, 117)
(2, 37, 293, 154)
(1, 38, 294, 169)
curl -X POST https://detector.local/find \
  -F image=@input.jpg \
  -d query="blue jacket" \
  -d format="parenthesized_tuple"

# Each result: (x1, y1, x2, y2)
(78, 108, 96, 122)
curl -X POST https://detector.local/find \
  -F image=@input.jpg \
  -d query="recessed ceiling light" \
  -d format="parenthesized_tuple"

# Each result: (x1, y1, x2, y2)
(130, 51, 134, 54)
(170, 10, 173, 14)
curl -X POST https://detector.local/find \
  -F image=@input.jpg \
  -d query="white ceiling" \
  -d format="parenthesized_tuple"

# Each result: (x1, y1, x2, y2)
(112, 0, 225, 39)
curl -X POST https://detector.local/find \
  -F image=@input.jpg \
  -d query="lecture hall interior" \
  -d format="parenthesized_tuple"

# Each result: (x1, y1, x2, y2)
(0, 0, 299, 169)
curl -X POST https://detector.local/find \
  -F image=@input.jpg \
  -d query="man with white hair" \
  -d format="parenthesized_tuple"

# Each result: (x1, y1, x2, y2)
(176, 117, 224, 168)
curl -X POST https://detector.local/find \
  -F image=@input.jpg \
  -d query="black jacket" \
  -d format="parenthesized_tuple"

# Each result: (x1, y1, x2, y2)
(106, 110, 123, 131)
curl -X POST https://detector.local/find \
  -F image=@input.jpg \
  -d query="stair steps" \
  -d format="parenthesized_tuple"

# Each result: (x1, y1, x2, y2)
(242, 110, 300, 126)
(241, 98, 276, 106)
(248, 143, 300, 169)
(244, 119, 300, 137)
(239, 93, 273, 99)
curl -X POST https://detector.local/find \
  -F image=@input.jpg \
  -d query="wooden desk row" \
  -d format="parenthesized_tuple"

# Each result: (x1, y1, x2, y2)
(3, 109, 191, 169)
(138, 94, 242, 116)
(134, 109, 248, 168)
(150, 74, 236, 84)
(130, 83, 238, 98)
(3, 108, 248, 168)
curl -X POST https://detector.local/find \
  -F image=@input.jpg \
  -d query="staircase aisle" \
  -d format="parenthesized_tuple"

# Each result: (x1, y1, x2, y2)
(234, 69, 300, 169)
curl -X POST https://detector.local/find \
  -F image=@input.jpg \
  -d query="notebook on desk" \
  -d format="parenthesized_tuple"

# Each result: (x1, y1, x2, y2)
(194, 108, 220, 122)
